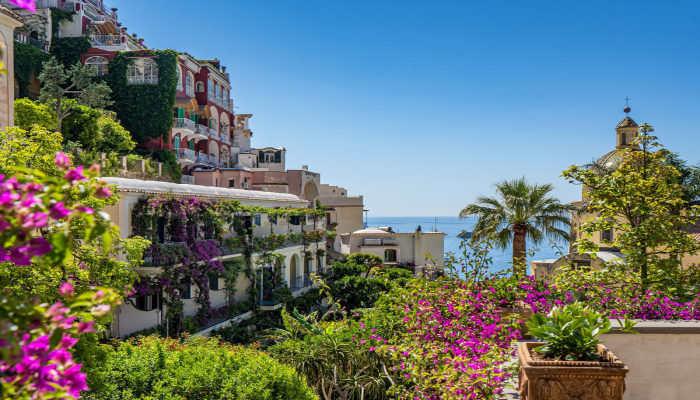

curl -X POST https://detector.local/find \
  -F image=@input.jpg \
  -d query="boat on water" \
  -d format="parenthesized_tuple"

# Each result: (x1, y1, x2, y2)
(457, 231, 472, 239)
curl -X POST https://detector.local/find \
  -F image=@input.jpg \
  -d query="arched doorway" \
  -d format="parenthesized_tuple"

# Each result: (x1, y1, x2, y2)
(302, 181, 319, 204)
(289, 253, 299, 289)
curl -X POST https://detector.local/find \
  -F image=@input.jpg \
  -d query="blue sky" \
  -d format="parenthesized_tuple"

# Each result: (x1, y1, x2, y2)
(115, 0, 700, 216)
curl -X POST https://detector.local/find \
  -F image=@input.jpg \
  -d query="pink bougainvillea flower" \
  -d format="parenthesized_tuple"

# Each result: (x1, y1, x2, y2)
(94, 187, 112, 198)
(64, 166, 87, 183)
(90, 304, 111, 316)
(54, 152, 70, 169)
(74, 320, 96, 334)
(58, 283, 74, 298)
(48, 202, 71, 220)
(8, 0, 35, 12)
(22, 212, 48, 228)
(76, 206, 94, 215)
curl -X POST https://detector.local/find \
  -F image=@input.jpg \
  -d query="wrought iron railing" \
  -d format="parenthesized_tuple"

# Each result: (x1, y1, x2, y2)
(83, 4, 100, 21)
(91, 34, 121, 46)
(13, 31, 49, 52)
(260, 284, 286, 306)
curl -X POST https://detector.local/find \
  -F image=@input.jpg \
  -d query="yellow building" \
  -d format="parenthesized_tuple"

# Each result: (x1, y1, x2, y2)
(531, 108, 700, 278)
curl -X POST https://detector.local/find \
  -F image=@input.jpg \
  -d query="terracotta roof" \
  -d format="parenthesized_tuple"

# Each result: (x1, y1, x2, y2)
(686, 222, 700, 242)
(0, 4, 25, 22)
(616, 116, 638, 128)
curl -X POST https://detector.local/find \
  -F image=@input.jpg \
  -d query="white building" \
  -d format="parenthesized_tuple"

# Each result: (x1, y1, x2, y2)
(340, 227, 445, 267)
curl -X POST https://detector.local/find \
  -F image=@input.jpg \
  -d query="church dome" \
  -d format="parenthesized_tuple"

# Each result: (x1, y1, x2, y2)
(616, 116, 638, 128)
(598, 149, 627, 168)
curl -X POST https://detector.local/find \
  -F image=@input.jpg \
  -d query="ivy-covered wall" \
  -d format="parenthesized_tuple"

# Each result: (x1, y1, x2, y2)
(14, 41, 51, 98)
(50, 37, 92, 67)
(104, 50, 179, 146)
(50, 8, 76, 40)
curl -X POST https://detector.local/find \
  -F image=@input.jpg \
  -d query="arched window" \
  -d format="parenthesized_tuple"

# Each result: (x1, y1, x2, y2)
(222, 88, 228, 99)
(384, 249, 397, 263)
(127, 58, 158, 84)
(173, 136, 180, 150)
(207, 78, 213, 92)
(176, 66, 182, 90)
(196, 81, 204, 92)
(215, 84, 220, 98)
(85, 56, 109, 76)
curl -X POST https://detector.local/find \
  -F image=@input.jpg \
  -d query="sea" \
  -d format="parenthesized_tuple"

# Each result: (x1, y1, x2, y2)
(366, 216, 568, 275)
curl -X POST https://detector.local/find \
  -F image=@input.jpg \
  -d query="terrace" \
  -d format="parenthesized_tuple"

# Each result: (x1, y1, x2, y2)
(13, 30, 49, 53)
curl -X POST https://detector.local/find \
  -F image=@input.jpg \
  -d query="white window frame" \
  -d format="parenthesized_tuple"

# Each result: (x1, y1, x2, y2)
(127, 58, 158, 84)
(86, 56, 109, 76)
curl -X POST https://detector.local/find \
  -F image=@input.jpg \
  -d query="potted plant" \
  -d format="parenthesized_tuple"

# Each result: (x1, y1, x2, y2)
(492, 272, 533, 338)
(517, 303, 636, 400)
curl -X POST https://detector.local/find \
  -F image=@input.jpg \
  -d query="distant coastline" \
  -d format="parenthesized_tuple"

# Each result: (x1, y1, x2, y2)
(366, 216, 567, 274)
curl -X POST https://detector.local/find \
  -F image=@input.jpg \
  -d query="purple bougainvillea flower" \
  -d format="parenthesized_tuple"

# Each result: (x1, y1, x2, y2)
(8, 0, 35, 12)
(22, 212, 48, 228)
(64, 166, 88, 183)
(48, 202, 71, 220)
(90, 304, 111, 316)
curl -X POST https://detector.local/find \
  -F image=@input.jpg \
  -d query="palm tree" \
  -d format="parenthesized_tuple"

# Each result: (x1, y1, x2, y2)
(459, 177, 574, 271)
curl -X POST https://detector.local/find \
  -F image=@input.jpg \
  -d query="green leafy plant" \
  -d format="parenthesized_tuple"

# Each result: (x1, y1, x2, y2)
(526, 303, 637, 361)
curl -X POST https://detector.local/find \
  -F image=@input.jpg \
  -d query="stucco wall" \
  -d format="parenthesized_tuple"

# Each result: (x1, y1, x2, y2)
(345, 232, 445, 266)
(0, 12, 22, 129)
(599, 322, 700, 400)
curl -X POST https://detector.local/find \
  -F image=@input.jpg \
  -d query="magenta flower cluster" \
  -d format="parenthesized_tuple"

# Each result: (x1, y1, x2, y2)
(0, 153, 110, 266)
(607, 291, 700, 320)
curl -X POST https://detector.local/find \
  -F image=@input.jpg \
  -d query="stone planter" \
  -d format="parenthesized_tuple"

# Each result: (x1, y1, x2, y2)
(497, 306, 533, 338)
(517, 341, 628, 400)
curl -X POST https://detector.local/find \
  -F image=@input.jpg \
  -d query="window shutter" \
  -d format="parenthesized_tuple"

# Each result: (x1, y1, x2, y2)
(173, 136, 180, 150)
(177, 107, 185, 119)
(259, 150, 265, 161)
(275, 151, 281, 163)
(189, 141, 194, 150)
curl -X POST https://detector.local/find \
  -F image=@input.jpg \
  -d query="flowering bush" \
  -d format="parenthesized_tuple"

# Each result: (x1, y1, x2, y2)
(0, 283, 121, 399)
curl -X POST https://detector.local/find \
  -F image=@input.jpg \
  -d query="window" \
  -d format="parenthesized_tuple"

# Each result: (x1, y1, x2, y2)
(196, 81, 204, 92)
(209, 276, 220, 291)
(384, 249, 397, 262)
(173, 136, 180, 150)
(180, 285, 191, 299)
(85, 56, 109, 76)
(176, 66, 182, 89)
(290, 216, 301, 226)
(134, 293, 159, 311)
(264, 152, 275, 163)
(228, 179, 235, 188)
(254, 213, 262, 226)
(223, 89, 228, 99)
(602, 228, 613, 242)
(127, 58, 158, 84)
(207, 78, 213, 92)
(156, 217, 165, 244)
(186, 72, 194, 92)
(215, 84, 220, 98)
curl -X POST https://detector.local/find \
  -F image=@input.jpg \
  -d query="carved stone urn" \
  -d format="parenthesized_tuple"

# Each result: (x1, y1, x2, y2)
(517, 342, 628, 400)
(497, 306, 533, 338)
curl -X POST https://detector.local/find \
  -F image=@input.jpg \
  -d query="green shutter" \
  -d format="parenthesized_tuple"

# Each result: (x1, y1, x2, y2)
(275, 151, 281, 163)
(259, 151, 265, 162)
(177, 107, 185, 119)
(174, 136, 179, 149)
(189, 140, 194, 150)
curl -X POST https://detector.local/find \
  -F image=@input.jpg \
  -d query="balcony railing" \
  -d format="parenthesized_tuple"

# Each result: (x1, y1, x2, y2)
(127, 76, 158, 85)
(208, 127, 220, 140)
(125, 36, 141, 51)
(3, 0, 58, 8)
(196, 153, 210, 164)
(174, 148, 196, 162)
(13, 31, 49, 53)
(186, 86, 195, 97)
(91, 34, 121, 46)
(173, 118, 196, 132)
(83, 4, 100, 21)
(180, 175, 195, 184)
(260, 285, 286, 306)
(85, 0, 100, 8)
(220, 135, 231, 145)
(210, 156, 220, 168)
(195, 124, 208, 136)
(290, 274, 312, 291)
(207, 92, 216, 103)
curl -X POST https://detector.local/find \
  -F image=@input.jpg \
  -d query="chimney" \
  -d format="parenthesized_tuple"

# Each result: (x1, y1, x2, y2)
(302, 165, 308, 171)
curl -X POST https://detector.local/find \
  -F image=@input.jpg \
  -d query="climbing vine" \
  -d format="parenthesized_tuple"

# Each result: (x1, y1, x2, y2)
(14, 41, 51, 98)
(49, 8, 76, 40)
(49, 37, 92, 68)
(104, 50, 179, 145)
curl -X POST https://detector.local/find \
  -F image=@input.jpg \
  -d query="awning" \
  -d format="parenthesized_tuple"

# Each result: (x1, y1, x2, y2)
(198, 105, 212, 118)
(174, 97, 199, 113)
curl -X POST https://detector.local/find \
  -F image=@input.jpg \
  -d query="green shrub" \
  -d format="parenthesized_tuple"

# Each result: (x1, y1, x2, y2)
(93, 335, 316, 399)
(61, 101, 101, 147)
(330, 261, 364, 280)
(14, 99, 57, 131)
(330, 276, 389, 311)
(96, 111, 135, 153)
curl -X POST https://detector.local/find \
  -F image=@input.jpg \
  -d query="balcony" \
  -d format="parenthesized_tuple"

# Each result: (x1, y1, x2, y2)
(195, 152, 211, 165)
(91, 34, 121, 46)
(173, 148, 196, 165)
(186, 86, 195, 97)
(172, 118, 196, 137)
(2, 0, 58, 8)
(220, 135, 231, 145)
(259, 285, 286, 311)
(125, 36, 141, 51)
(290, 274, 312, 291)
(180, 175, 195, 184)
(83, 4, 100, 21)
(13, 31, 49, 53)
(210, 156, 220, 168)
(127, 76, 158, 85)
(208, 127, 220, 141)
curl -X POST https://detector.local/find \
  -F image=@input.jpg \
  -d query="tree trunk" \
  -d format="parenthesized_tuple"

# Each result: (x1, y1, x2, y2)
(512, 229, 528, 274)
